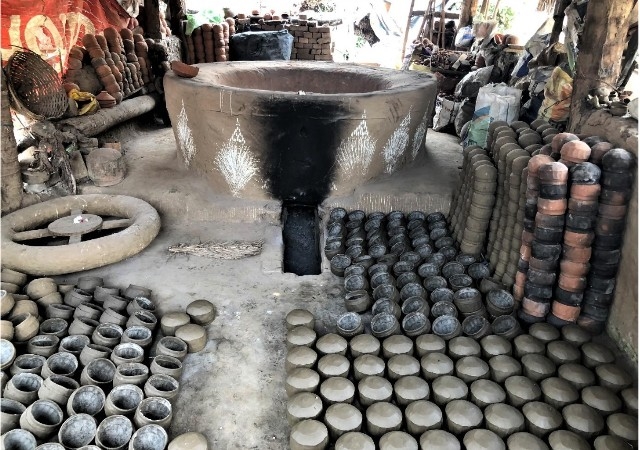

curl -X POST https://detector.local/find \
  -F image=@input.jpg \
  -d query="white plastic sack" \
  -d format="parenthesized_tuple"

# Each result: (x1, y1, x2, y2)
(463, 83, 522, 148)
(454, 66, 494, 98)
(455, 26, 474, 48)
(433, 95, 463, 131)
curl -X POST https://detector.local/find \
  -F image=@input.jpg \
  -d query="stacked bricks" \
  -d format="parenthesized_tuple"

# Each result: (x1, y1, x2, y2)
(287, 20, 333, 61)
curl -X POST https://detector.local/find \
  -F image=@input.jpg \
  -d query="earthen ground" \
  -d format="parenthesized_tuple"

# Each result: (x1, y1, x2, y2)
(66, 123, 459, 449)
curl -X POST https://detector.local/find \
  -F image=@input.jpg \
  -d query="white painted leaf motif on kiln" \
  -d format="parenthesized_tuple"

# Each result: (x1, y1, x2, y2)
(383, 108, 412, 173)
(336, 112, 377, 177)
(177, 100, 195, 167)
(412, 109, 429, 159)
(215, 119, 259, 196)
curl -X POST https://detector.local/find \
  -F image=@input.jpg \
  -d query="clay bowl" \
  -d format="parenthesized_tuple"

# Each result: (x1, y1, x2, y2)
(480, 335, 512, 359)
(562, 403, 605, 439)
(484, 402, 525, 438)
(540, 377, 579, 409)
(557, 363, 596, 390)
(171, 61, 199, 78)
(522, 401, 563, 438)
(504, 375, 542, 408)
(470, 379, 506, 409)
(432, 316, 461, 341)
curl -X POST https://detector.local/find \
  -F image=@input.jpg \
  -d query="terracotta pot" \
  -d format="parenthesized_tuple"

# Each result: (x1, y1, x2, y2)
(4, 372, 43, 404)
(96, 415, 134, 450)
(156, 337, 188, 361)
(129, 425, 168, 450)
(58, 413, 97, 449)
(570, 183, 601, 201)
(20, 399, 64, 439)
(105, 384, 144, 417)
(66, 384, 105, 416)
(561, 141, 591, 163)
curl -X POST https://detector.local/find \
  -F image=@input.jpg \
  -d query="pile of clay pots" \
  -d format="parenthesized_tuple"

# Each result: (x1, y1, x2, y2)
(325, 208, 518, 344)
(184, 19, 235, 64)
(284, 309, 638, 450)
(0, 269, 214, 450)
(513, 130, 634, 333)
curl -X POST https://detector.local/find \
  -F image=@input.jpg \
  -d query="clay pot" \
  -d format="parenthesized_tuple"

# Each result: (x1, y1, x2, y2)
(126, 310, 158, 331)
(582, 386, 622, 416)
(464, 429, 506, 450)
(349, 335, 380, 358)
(76, 276, 103, 293)
(10, 354, 45, 376)
(92, 323, 124, 348)
(100, 308, 128, 328)
(38, 375, 78, 406)
(620, 387, 638, 415)
(404, 400, 442, 434)
(541, 377, 579, 408)
(393, 375, 429, 406)
(596, 364, 633, 392)
(488, 355, 522, 383)
(470, 379, 506, 408)
(47, 304, 75, 321)
(64, 289, 92, 308)
(380, 335, 412, 358)
(480, 335, 512, 358)
(319, 376, 356, 405)
(134, 397, 172, 430)
(111, 343, 144, 366)
(513, 334, 545, 358)
(462, 316, 491, 340)
(606, 413, 638, 444)
(58, 413, 97, 449)
(80, 357, 116, 389)
(36, 292, 62, 308)
(402, 312, 431, 337)
(174, 324, 206, 353)
(42, 351, 79, 378)
(156, 337, 188, 361)
(4, 372, 43, 404)
(344, 290, 372, 313)
(387, 355, 420, 380)
(1, 290, 15, 318)
(286, 392, 323, 426)
(129, 425, 168, 450)
(59, 335, 90, 358)
(420, 352, 454, 381)
(593, 435, 633, 450)
(504, 376, 542, 407)
(416, 334, 446, 357)
(26, 278, 58, 300)
(1, 397, 27, 432)
(37, 318, 68, 339)
(431, 288, 455, 304)
(317, 354, 350, 378)
(431, 375, 468, 406)
(122, 285, 151, 300)
(562, 403, 604, 439)
(113, 362, 150, 387)
(286, 368, 320, 397)
(336, 312, 364, 338)
(67, 384, 105, 416)
(491, 315, 521, 340)
(419, 430, 460, 450)
(556, 363, 595, 390)
(79, 343, 112, 367)
(521, 401, 563, 439)
(379, 431, 418, 450)
(12, 314, 40, 342)
(290, 419, 329, 450)
(104, 384, 144, 417)
(455, 356, 489, 383)
(370, 313, 400, 339)
(352, 356, 384, 383)
(358, 376, 393, 406)
(365, 402, 402, 437)
(95, 415, 134, 450)
(486, 290, 515, 317)
(94, 286, 120, 304)
(446, 399, 483, 435)
(1, 429, 38, 450)
(74, 303, 105, 322)
(20, 399, 64, 439)
(581, 342, 615, 368)
(67, 317, 100, 339)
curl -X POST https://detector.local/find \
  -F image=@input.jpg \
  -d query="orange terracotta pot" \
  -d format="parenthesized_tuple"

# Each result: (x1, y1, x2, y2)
(562, 245, 592, 263)
(551, 302, 581, 322)
(521, 297, 550, 318)
(570, 184, 601, 201)
(537, 198, 567, 216)
(557, 273, 587, 292)
(560, 260, 590, 277)
(560, 141, 591, 163)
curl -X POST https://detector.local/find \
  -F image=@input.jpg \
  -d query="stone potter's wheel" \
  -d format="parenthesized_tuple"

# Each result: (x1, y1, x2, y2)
(48, 212, 103, 243)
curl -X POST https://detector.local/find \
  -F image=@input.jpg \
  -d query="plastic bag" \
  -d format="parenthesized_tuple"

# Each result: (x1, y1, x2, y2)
(68, 89, 98, 115)
(433, 95, 463, 131)
(455, 26, 474, 48)
(463, 83, 522, 148)
(454, 66, 493, 99)
(537, 66, 573, 124)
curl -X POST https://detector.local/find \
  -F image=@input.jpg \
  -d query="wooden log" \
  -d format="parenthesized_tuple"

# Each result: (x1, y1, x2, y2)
(142, 0, 162, 39)
(568, 0, 635, 131)
(57, 95, 158, 137)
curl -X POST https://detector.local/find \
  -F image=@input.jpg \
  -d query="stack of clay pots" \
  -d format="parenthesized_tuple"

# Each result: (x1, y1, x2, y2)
(201, 24, 215, 63)
(120, 28, 144, 92)
(0, 269, 214, 449)
(285, 308, 638, 450)
(511, 128, 635, 332)
(65, 46, 87, 86)
(325, 208, 520, 344)
(192, 27, 206, 64)
(133, 33, 155, 91)
(448, 146, 497, 257)
(579, 148, 634, 333)
(159, 11, 172, 37)
(185, 21, 235, 64)
(82, 33, 124, 104)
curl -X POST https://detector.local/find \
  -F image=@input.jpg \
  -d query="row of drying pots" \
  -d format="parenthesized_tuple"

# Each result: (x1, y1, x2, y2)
(0, 274, 194, 450)
(285, 310, 637, 450)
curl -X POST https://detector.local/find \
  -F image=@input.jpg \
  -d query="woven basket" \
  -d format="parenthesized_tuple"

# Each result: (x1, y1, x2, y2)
(6, 50, 68, 120)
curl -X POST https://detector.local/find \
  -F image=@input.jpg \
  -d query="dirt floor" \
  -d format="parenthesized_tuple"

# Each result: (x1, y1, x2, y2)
(52, 122, 461, 449)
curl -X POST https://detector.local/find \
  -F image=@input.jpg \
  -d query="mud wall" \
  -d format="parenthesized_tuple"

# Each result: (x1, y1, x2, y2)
(572, 109, 638, 362)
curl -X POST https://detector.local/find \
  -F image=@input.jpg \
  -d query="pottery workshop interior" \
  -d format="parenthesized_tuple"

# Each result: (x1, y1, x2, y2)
(1, 0, 639, 449)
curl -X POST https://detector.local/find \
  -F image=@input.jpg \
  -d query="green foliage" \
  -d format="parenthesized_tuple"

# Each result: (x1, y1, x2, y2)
(474, 4, 516, 33)
(299, 0, 336, 12)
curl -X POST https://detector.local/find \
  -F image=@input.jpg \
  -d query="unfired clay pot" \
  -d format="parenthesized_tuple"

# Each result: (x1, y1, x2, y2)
(620, 387, 638, 415)
(1, 398, 26, 432)
(324, 403, 362, 440)
(504, 375, 542, 407)
(315, 333, 347, 356)
(174, 324, 206, 353)
(358, 376, 393, 406)
(286, 368, 320, 397)
(382, 335, 414, 359)
(595, 363, 633, 393)
(506, 432, 550, 450)
(455, 356, 489, 383)
(349, 334, 380, 358)
(286, 346, 318, 373)
(560, 324, 591, 347)
(134, 397, 172, 430)
(26, 335, 59, 358)
(287, 392, 323, 426)
(20, 399, 64, 439)
(593, 435, 633, 450)
(290, 419, 328, 450)
(488, 355, 522, 383)
(484, 402, 525, 438)
(144, 374, 179, 403)
(160, 312, 190, 336)
(582, 386, 622, 416)
(522, 401, 564, 438)
(431, 375, 468, 406)
(387, 354, 420, 380)
(156, 337, 188, 361)
(581, 342, 615, 368)
(445, 399, 483, 435)
(480, 335, 512, 358)
(286, 309, 315, 330)
(393, 375, 429, 406)
(58, 413, 97, 449)
(105, 384, 144, 417)
(540, 377, 579, 409)
(319, 377, 355, 404)
(420, 352, 454, 380)
(419, 430, 461, 450)
(521, 354, 556, 382)
(365, 402, 402, 437)
(38, 375, 79, 405)
(513, 335, 546, 359)
(317, 354, 350, 378)
(448, 337, 482, 361)
(470, 379, 506, 408)
(96, 415, 134, 450)
(379, 431, 418, 450)
(463, 429, 506, 450)
(113, 362, 150, 387)
(606, 413, 638, 443)
(66, 384, 105, 417)
(287, 326, 317, 349)
(353, 355, 385, 381)
(130, 425, 169, 450)
(405, 400, 442, 434)
(334, 432, 375, 450)
(529, 323, 560, 343)
(416, 334, 447, 357)
(150, 355, 183, 379)
(557, 363, 596, 390)
(562, 403, 605, 439)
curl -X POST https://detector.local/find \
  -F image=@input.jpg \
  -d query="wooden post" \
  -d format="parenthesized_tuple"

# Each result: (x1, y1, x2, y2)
(568, 0, 635, 131)
(459, 0, 478, 28)
(550, 0, 571, 45)
(479, 0, 491, 16)
(1, 70, 23, 213)
(143, 0, 162, 39)
(439, 0, 446, 48)
(168, 0, 186, 38)
(400, 0, 417, 63)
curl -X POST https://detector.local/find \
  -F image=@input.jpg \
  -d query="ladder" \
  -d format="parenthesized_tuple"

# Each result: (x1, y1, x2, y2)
(400, 0, 449, 61)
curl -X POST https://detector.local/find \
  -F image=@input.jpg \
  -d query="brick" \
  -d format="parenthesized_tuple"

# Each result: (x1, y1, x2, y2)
(315, 54, 332, 60)
(321, 32, 331, 38)
(307, 21, 318, 27)
(312, 33, 322, 38)
(298, 37, 309, 44)
(322, 48, 331, 55)
(312, 43, 322, 49)
(303, 43, 313, 49)
(317, 37, 331, 44)
(294, 31, 304, 37)
(317, 26, 331, 33)
(276, 24, 285, 30)
(299, 20, 308, 26)
(303, 32, 313, 38)
(298, 52, 314, 60)
(289, 25, 307, 31)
